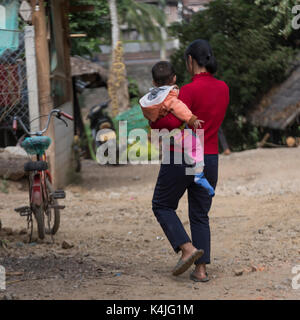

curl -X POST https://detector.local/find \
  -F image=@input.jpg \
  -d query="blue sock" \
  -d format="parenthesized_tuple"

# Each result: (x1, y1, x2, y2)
(194, 172, 215, 197)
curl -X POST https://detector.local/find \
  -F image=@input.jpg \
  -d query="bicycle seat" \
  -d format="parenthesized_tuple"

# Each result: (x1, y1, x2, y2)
(21, 136, 52, 155)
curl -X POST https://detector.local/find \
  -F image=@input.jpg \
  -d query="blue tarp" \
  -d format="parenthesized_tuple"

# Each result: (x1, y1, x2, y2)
(0, 0, 20, 57)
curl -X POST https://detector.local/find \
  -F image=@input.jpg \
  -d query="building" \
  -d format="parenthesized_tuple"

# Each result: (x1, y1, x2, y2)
(248, 54, 300, 138)
(182, 0, 211, 14)
(0, 0, 76, 187)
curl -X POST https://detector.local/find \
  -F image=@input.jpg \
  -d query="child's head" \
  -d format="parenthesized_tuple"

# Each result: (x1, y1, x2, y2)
(151, 61, 176, 87)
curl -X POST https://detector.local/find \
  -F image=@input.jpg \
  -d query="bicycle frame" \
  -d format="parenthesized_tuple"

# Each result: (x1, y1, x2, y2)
(29, 153, 52, 208)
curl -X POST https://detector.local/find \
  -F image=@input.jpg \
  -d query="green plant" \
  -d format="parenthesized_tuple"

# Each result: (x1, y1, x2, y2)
(128, 77, 140, 99)
(0, 178, 8, 194)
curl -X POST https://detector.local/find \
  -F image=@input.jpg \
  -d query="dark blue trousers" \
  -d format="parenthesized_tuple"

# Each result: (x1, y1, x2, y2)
(152, 152, 218, 264)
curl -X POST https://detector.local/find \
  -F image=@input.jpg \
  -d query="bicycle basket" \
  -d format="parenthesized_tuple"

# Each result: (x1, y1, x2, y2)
(21, 136, 52, 155)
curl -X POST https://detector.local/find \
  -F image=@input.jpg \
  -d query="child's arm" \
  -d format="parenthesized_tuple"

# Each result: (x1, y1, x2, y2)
(163, 93, 202, 128)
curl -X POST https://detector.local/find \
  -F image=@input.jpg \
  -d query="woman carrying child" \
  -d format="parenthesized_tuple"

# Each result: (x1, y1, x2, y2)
(141, 39, 229, 282)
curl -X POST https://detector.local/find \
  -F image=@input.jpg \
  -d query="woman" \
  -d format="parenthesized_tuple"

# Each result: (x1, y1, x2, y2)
(151, 39, 229, 282)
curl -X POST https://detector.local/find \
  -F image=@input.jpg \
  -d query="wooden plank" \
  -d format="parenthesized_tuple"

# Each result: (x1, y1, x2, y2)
(70, 33, 87, 38)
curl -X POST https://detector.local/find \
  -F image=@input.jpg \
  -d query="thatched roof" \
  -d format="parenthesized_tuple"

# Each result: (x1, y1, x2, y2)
(71, 56, 108, 82)
(249, 54, 300, 130)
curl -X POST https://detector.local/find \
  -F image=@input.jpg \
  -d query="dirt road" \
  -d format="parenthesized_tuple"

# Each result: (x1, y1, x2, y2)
(0, 147, 299, 300)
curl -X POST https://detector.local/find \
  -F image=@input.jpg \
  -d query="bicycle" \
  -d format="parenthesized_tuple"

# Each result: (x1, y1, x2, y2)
(12, 109, 73, 241)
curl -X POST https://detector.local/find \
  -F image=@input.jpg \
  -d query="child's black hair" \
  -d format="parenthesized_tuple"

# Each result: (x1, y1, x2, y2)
(185, 39, 218, 74)
(151, 61, 176, 86)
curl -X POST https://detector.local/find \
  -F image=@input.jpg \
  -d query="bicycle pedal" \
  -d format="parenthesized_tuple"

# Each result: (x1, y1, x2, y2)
(14, 206, 31, 216)
(49, 204, 65, 210)
(50, 190, 66, 199)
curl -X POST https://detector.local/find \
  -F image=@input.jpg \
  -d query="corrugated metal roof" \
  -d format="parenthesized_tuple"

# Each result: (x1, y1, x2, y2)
(70, 56, 108, 81)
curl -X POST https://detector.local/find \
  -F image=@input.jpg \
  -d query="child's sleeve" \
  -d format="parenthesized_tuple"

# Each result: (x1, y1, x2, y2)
(164, 93, 198, 127)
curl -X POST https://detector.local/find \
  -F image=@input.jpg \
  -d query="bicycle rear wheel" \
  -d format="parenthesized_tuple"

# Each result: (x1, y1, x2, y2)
(45, 178, 60, 235)
(33, 205, 45, 240)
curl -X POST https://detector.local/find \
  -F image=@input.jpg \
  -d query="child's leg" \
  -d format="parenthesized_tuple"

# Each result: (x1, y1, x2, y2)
(194, 171, 215, 197)
(185, 130, 215, 197)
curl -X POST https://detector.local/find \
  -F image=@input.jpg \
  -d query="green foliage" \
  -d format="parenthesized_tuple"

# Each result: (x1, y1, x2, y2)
(120, 140, 159, 162)
(170, 0, 298, 151)
(128, 76, 140, 106)
(117, 0, 165, 42)
(0, 178, 8, 194)
(255, 0, 300, 38)
(69, 0, 110, 56)
(69, 0, 165, 56)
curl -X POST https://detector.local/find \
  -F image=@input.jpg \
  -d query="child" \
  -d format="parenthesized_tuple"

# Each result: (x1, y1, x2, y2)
(139, 61, 215, 197)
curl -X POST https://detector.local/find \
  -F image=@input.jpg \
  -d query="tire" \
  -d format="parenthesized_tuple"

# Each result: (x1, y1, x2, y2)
(45, 179, 60, 235)
(33, 205, 45, 240)
(24, 161, 48, 172)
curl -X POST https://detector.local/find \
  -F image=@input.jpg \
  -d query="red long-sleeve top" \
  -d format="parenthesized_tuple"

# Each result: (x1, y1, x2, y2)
(150, 72, 229, 154)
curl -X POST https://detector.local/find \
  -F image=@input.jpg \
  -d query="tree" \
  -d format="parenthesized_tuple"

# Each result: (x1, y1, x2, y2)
(69, 0, 165, 57)
(170, 0, 298, 150)
(117, 0, 165, 44)
(255, 0, 300, 38)
(69, 0, 110, 56)
(107, 0, 129, 116)
(69, 0, 165, 116)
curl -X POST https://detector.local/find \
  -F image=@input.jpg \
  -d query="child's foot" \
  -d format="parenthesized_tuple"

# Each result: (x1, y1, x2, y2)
(194, 172, 215, 197)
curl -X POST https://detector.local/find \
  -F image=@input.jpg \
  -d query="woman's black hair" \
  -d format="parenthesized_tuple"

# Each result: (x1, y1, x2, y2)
(185, 39, 218, 74)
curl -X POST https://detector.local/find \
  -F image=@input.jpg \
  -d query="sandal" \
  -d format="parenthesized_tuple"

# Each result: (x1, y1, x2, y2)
(172, 249, 204, 276)
(190, 271, 210, 282)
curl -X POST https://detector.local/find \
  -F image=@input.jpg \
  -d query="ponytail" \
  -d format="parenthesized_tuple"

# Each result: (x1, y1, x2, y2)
(185, 39, 218, 74)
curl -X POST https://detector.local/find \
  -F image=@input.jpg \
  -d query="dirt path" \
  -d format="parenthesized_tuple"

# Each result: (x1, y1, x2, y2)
(0, 147, 300, 300)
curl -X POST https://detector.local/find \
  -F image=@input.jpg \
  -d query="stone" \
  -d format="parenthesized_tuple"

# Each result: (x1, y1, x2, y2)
(19, 228, 27, 235)
(251, 265, 258, 272)
(1, 294, 19, 300)
(0, 147, 28, 180)
(234, 269, 244, 276)
(2, 227, 13, 235)
(62, 240, 74, 249)
(16, 242, 24, 248)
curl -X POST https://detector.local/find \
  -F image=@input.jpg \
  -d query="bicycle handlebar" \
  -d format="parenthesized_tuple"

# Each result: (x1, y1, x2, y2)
(12, 109, 73, 136)
(60, 111, 74, 121)
(13, 118, 18, 131)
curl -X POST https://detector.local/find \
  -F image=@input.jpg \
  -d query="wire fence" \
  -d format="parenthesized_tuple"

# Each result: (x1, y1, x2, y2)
(0, 29, 29, 129)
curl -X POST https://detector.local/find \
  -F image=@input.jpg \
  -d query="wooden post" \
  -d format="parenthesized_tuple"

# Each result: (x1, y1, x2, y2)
(24, 26, 40, 133)
(31, 0, 57, 186)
